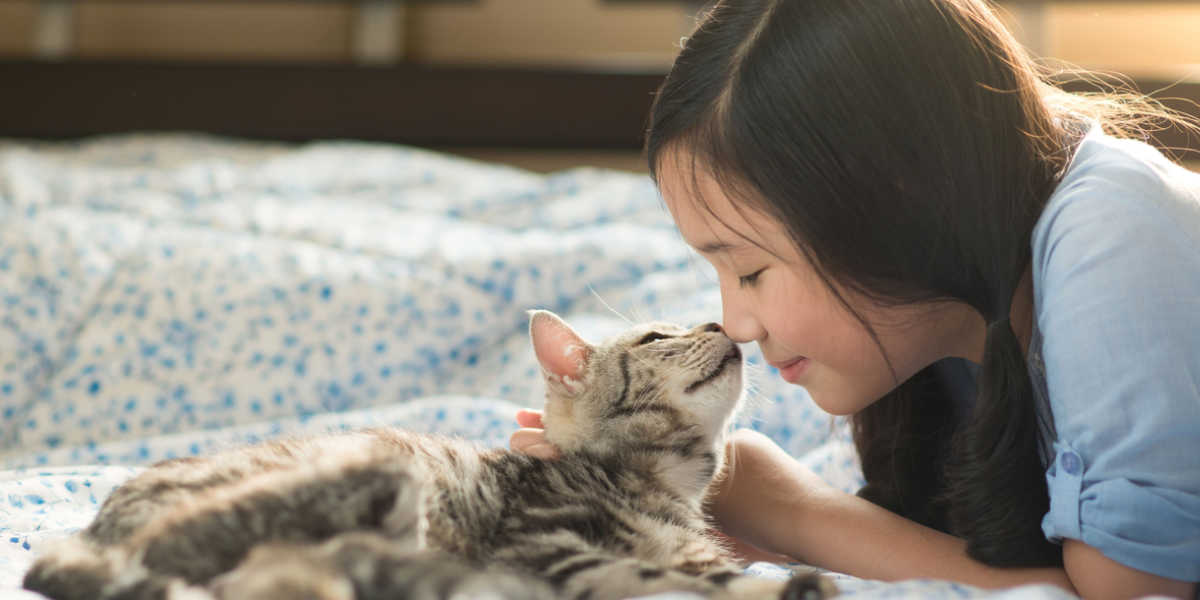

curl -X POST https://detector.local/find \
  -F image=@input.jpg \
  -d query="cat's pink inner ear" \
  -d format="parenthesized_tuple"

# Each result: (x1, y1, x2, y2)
(529, 311, 591, 382)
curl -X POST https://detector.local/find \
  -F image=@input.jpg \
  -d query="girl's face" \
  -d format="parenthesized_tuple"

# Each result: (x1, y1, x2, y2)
(658, 159, 984, 415)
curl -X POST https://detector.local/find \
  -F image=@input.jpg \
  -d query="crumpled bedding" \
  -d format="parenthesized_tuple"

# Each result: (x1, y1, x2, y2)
(0, 134, 1072, 599)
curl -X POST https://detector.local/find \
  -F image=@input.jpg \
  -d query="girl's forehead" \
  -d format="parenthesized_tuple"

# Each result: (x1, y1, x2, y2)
(659, 165, 739, 235)
(659, 165, 781, 257)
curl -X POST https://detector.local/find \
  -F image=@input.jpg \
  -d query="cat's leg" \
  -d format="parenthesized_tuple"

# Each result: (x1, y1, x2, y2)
(508, 544, 835, 600)
(703, 568, 836, 600)
(561, 557, 832, 600)
(654, 525, 837, 599)
(207, 540, 354, 600)
(207, 534, 831, 600)
(210, 532, 553, 600)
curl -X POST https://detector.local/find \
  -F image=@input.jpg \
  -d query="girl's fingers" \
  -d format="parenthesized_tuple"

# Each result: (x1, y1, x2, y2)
(512, 411, 559, 459)
(510, 427, 560, 459)
(510, 427, 546, 449)
(515, 409, 544, 428)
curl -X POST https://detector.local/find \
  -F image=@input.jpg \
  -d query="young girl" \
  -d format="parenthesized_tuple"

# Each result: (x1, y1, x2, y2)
(512, 0, 1199, 597)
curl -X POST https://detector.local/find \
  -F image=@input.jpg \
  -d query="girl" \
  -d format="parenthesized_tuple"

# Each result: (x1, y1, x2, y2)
(512, 0, 1200, 597)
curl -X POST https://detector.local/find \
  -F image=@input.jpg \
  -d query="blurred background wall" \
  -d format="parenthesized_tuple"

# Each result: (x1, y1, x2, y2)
(2, 1, 1198, 72)
(0, 0, 1196, 171)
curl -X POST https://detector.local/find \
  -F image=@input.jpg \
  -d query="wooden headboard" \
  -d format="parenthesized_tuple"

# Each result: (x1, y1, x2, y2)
(0, 59, 665, 149)
(1, 0, 1197, 158)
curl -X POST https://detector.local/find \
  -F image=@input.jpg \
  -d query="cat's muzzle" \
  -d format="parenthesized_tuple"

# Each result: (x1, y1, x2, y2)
(684, 342, 742, 394)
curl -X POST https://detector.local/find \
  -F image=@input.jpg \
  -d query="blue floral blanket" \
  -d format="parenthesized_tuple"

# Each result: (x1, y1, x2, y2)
(0, 134, 1071, 599)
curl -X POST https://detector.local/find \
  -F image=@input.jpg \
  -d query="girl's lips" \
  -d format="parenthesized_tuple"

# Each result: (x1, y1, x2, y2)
(770, 357, 810, 383)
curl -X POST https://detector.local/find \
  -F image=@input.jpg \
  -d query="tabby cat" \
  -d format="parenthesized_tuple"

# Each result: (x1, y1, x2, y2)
(24, 310, 834, 600)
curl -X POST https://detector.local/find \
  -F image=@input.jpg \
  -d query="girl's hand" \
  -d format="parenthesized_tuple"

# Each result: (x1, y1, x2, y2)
(509, 409, 561, 459)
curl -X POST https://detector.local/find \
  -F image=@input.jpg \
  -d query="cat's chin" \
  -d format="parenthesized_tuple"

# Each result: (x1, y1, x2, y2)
(687, 373, 745, 441)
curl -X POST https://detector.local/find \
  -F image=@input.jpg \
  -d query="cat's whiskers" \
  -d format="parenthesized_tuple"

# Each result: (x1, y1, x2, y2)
(587, 284, 634, 326)
(628, 305, 656, 325)
(744, 388, 771, 414)
(735, 361, 773, 417)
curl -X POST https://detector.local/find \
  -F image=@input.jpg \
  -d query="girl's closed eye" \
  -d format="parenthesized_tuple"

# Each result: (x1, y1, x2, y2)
(738, 269, 765, 288)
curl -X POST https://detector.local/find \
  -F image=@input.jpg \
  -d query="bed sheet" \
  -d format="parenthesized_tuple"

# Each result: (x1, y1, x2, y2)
(0, 134, 1071, 599)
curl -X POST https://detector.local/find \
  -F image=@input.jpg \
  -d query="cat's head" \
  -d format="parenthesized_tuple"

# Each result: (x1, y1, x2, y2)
(527, 310, 743, 499)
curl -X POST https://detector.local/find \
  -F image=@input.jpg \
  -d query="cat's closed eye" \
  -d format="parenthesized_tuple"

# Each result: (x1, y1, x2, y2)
(635, 332, 672, 345)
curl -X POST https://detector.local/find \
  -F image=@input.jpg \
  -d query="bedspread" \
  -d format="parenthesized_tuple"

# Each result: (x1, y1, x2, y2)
(0, 134, 1072, 599)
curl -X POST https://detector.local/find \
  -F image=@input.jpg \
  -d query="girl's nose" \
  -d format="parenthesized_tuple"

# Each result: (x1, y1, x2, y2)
(721, 302, 763, 344)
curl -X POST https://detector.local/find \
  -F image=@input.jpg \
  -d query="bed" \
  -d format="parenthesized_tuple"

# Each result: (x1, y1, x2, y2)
(0, 133, 1084, 599)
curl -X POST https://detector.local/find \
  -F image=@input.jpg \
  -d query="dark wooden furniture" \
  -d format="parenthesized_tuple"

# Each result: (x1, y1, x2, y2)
(1, 0, 1196, 158)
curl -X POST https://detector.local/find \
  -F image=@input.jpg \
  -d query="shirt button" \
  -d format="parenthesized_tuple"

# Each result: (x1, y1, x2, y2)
(1060, 451, 1082, 476)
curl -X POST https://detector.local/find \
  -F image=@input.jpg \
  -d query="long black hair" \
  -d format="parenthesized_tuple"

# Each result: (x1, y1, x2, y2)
(644, 0, 1187, 567)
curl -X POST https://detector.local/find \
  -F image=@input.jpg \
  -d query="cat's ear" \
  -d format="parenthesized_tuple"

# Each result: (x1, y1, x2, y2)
(528, 310, 592, 393)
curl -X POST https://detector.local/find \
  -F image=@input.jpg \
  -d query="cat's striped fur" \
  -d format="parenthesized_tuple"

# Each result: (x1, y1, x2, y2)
(24, 310, 834, 600)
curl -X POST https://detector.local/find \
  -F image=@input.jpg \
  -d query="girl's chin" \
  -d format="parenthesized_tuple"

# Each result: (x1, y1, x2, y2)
(796, 368, 887, 416)
(807, 386, 873, 417)
(813, 401, 857, 417)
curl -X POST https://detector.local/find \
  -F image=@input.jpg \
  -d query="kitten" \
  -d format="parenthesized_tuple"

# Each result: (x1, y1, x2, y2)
(24, 310, 834, 600)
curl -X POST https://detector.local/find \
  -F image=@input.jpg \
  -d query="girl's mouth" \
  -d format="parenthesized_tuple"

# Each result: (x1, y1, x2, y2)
(771, 357, 810, 383)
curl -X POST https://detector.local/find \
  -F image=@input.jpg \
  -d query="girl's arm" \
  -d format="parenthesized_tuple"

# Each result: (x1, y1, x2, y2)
(718, 430, 1195, 599)
(713, 430, 1075, 592)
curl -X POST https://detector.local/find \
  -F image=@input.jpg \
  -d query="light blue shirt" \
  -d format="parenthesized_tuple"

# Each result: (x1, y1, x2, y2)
(1027, 125, 1200, 580)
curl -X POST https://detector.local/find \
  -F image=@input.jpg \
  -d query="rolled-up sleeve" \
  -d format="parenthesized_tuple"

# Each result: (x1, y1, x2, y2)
(1032, 148, 1200, 581)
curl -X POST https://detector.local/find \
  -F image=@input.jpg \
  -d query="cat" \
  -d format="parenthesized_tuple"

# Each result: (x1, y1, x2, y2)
(23, 310, 834, 600)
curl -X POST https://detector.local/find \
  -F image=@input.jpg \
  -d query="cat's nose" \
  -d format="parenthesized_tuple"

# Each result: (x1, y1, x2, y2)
(698, 322, 723, 334)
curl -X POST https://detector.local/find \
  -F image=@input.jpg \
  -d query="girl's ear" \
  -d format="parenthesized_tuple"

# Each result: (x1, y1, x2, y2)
(528, 310, 592, 392)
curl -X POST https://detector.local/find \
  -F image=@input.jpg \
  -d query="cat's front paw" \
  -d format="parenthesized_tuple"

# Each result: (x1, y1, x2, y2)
(779, 571, 837, 600)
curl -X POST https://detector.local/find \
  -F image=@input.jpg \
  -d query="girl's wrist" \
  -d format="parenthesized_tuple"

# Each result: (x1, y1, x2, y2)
(713, 431, 839, 561)
(758, 472, 845, 564)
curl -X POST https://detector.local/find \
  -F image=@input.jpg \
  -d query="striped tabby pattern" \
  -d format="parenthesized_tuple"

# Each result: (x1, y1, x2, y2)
(24, 311, 833, 600)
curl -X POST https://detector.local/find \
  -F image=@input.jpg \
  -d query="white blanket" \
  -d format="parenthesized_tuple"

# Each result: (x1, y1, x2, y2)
(0, 134, 1071, 599)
